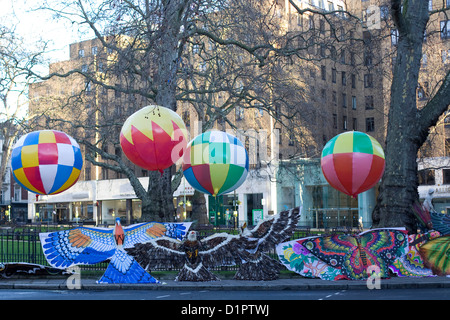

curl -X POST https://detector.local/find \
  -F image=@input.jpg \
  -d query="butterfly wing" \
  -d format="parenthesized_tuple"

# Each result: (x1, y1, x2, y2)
(430, 212, 450, 235)
(123, 222, 192, 248)
(298, 234, 361, 278)
(276, 239, 345, 280)
(40, 227, 116, 269)
(359, 228, 408, 278)
(419, 235, 450, 276)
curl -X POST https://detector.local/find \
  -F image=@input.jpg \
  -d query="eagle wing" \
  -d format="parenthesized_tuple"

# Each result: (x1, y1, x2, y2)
(123, 222, 192, 248)
(242, 206, 301, 252)
(126, 237, 186, 270)
(199, 232, 252, 267)
(40, 226, 116, 269)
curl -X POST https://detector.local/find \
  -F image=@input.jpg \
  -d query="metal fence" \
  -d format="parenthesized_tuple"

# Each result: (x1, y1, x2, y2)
(0, 223, 357, 272)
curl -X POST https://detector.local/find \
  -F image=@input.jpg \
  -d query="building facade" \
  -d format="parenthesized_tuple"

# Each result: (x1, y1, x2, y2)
(24, 0, 450, 227)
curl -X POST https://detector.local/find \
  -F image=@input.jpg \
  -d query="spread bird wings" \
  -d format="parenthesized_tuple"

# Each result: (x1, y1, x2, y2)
(40, 222, 192, 269)
(242, 206, 301, 252)
(127, 237, 186, 270)
(40, 226, 116, 268)
(123, 222, 192, 248)
(126, 232, 249, 270)
(199, 233, 249, 267)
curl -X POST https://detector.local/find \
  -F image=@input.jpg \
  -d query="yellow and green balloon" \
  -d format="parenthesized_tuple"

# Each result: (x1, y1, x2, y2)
(182, 131, 249, 197)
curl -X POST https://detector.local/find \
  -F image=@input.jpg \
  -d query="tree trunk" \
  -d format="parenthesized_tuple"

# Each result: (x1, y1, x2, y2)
(190, 190, 209, 226)
(141, 0, 189, 221)
(372, 0, 429, 232)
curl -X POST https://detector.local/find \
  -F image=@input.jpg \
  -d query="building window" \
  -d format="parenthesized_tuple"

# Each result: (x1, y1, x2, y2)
(332, 68, 336, 83)
(366, 117, 375, 132)
(235, 106, 244, 121)
(365, 96, 374, 109)
(342, 93, 347, 108)
(78, 49, 85, 58)
(333, 113, 337, 129)
(321, 65, 326, 80)
(343, 116, 347, 130)
(352, 118, 357, 130)
(443, 169, 450, 185)
(351, 74, 356, 88)
(92, 46, 98, 55)
(364, 74, 373, 88)
(418, 169, 435, 185)
(391, 29, 399, 46)
(440, 20, 450, 39)
(342, 71, 346, 86)
(352, 96, 357, 110)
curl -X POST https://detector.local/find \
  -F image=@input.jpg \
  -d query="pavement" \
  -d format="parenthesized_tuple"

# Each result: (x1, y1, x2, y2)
(1, 274, 449, 291)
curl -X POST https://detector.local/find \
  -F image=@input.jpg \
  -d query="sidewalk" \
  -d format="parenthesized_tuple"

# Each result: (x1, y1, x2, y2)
(1, 275, 449, 291)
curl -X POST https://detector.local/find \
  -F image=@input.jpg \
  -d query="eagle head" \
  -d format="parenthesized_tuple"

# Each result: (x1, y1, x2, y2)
(187, 230, 198, 241)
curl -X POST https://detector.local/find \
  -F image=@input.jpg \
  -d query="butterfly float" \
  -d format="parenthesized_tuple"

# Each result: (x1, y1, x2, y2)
(286, 228, 408, 280)
(39, 218, 191, 284)
(127, 207, 300, 281)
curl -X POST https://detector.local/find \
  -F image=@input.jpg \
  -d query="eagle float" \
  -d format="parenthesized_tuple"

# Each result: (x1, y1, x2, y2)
(126, 207, 300, 281)
(39, 218, 191, 284)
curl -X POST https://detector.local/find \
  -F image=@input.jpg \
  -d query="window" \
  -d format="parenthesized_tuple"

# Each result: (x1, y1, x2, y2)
(92, 46, 98, 55)
(332, 68, 337, 83)
(352, 96, 357, 110)
(332, 91, 337, 105)
(418, 169, 435, 185)
(81, 64, 88, 73)
(364, 74, 373, 88)
(343, 116, 347, 130)
(333, 113, 337, 128)
(340, 50, 346, 64)
(85, 81, 92, 94)
(235, 106, 244, 120)
(78, 49, 85, 58)
(328, 1, 334, 11)
(351, 74, 356, 88)
(364, 50, 373, 66)
(321, 65, 326, 80)
(441, 20, 450, 39)
(342, 71, 346, 86)
(443, 169, 450, 185)
(352, 118, 357, 130)
(442, 50, 450, 64)
(366, 117, 375, 132)
(391, 29, 399, 45)
(342, 93, 347, 108)
(365, 96, 374, 109)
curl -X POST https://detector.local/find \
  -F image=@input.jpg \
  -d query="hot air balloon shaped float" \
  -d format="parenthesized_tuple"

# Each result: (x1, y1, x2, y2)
(11, 130, 83, 195)
(120, 105, 188, 173)
(182, 130, 249, 198)
(40, 219, 192, 284)
(321, 131, 385, 198)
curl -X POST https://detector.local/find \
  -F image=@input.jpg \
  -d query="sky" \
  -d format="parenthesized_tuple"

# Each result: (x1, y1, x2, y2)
(1, 0, 90, 63)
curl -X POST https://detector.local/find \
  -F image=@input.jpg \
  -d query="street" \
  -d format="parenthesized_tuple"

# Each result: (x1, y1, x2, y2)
(0, 287, 449, 300)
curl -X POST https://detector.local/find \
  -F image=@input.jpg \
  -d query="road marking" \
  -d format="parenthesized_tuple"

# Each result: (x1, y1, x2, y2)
(180, 292, 191, 295)
(156, 295, 170, 299)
